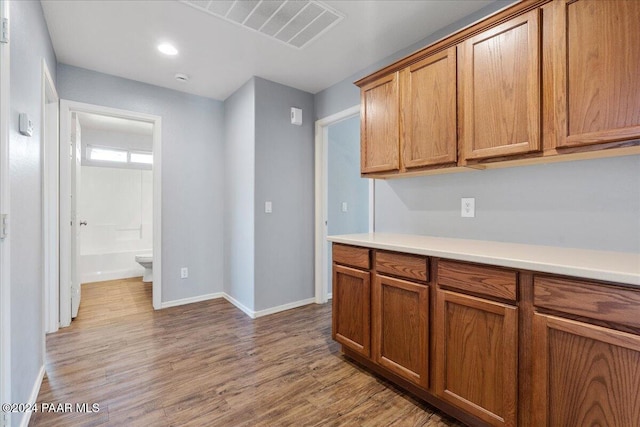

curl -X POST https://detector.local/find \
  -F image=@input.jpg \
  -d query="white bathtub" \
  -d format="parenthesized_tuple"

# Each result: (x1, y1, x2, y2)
(80, 249, 149, 284)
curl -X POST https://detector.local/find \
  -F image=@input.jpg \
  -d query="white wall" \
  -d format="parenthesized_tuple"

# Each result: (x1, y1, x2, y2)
(79, 166, 152, 283)
(8, 1, 57, 425)
(57, 64, 225, 303)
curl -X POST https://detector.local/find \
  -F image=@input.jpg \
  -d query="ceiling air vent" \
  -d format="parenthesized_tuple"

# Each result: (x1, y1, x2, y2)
(180, 0, 344, 49)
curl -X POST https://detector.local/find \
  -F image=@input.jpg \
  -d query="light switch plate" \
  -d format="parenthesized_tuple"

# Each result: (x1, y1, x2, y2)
(341, 202, 348, 212)
(461, 198, 475, 218)
(265, 201, 272, 214)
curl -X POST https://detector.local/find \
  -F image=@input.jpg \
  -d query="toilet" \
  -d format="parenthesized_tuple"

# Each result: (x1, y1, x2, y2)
(135, 254, 153, 283)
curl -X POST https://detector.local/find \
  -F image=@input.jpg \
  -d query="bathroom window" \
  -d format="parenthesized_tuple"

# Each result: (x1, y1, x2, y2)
(88, 146, 128, 163)
(86, 145, 152, 166)
(130, 151, 153, 165)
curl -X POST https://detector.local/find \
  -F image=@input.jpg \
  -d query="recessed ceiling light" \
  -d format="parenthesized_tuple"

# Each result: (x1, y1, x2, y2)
(157, 43, 178, 56)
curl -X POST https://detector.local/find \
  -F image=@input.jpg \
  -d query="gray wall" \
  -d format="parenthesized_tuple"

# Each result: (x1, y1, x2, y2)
(9, 1, 57, 425)
(253, 77, 315, 311)
(327, 116, 368, 237)
(327, 115, 369, 293)
(314, 0, 640, 253)
(376, 156, 640, 252)
(223, 78, 256, 310)
(57, 64, 225, 302)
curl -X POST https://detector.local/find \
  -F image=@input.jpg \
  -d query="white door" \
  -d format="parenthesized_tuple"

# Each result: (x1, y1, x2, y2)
(70, 114, 82, 318)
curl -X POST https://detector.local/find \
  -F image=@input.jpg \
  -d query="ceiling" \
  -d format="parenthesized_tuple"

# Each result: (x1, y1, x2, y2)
(41, 0, 497, 101)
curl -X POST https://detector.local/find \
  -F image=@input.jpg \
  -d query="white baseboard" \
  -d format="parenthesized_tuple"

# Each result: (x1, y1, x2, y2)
(19, 365, 45, 427)
(327, 292, 333, 300)
(159, 291, 316, 319)
(253, 297, 315, 318)
(161, 292, 224, 309)
(223, 293, 256, 318)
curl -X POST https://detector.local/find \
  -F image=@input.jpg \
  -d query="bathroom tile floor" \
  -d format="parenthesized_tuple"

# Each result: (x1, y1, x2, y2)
(31, 278, 464, 426)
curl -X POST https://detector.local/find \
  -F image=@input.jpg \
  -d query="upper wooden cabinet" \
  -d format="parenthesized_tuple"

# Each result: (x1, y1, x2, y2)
(356, 0, 640, 178)
(459, 9, 541, 160)
(401, 47, 457, 168)
(555, 0, 640, 148)
(360, 73, 400, 174)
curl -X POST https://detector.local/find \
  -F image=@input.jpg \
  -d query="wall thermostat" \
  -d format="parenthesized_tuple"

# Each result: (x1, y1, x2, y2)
(19, 113, 34, 137)
(291, 107, 302, 126)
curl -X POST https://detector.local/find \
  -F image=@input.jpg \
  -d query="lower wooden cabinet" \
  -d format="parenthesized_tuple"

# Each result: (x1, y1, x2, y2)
(332, 264, 371, 357)
(332, 243, 639, 427)
(372, 274, 429, 388)
(532, 314, 640, 427)
(435, 289, 518, 427)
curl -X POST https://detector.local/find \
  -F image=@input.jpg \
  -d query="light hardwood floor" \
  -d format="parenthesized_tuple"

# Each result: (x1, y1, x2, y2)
(31, 278, 464, 426)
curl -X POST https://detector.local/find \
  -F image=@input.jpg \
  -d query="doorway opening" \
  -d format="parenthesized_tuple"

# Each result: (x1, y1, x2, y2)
(58, 101, 162, 328)
(314, 105, 374, 304)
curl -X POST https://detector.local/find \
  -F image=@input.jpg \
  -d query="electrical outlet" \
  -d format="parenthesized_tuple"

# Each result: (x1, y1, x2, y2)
(341, 202, 348, 212)
(180, 267, 188, 279)
(461, 198, 475, 218)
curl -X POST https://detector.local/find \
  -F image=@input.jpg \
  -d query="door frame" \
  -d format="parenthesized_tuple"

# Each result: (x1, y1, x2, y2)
(314, 105, 374, 304)
(0, 0, 11, 421)
(42, 59, 59, 334)
(58, 100, 162, 327)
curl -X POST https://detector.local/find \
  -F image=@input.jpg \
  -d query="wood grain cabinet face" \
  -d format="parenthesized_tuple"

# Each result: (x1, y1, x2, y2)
(361, 73, 400, 174)
(460, 9, 541, 161)
(401, 47, 458, 168)
(556, 0, 640, 148)
(532, 314, 640, 427)
(332, 264, 371, 358)
(436, 290, 518, 427)
(372, 275, 429, 388)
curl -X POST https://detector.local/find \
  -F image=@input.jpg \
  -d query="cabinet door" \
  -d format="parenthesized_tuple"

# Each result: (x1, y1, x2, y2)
(436, 290, 518, 427)
(460, 9, 541, 160)
(372, 275, 429, 388)
(555, 0, 640, 148)
(360, 73, 400, 174)
(332, 264, 371, 357)
(401, 47, 457, 168)
(532, 314, 640, 427)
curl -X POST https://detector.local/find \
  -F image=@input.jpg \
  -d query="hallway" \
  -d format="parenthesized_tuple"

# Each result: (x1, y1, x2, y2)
(31, 279, 461, 426)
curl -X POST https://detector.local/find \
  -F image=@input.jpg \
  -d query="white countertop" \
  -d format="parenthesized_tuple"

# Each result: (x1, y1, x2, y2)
(328, 233, 640, 287)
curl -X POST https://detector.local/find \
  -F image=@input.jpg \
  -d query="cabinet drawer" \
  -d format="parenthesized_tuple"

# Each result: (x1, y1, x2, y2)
(332, 244, 370, 269)
(376, 251, 428, 282)
(534, 276, 640, 330)
(438, 260, 517, 302)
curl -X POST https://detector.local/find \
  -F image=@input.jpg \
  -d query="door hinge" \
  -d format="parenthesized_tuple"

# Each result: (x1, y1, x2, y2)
(1, 412, 9, 427)
(0, 214, 7, 239)
(1, 18, 8, 44)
